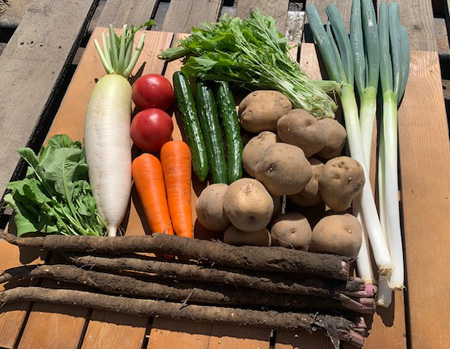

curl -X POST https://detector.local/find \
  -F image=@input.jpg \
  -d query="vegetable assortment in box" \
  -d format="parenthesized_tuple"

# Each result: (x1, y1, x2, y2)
(1, 2, 412, 346)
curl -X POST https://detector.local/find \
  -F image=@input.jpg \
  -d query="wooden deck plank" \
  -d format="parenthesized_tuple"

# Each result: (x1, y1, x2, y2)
(81, 312, 148, 349)
(395, 50, 450, 348)
(148, 317, 212, 349)
(0, 1, 97, 346)
(0, 0, 97, 198)
(275, 332, 334, 349)
(0, 240, 42, 348)
(380, 0, 437, 52)
(146, 33, 216, 348)
(235, 0, 290, 32)
(95, 0, 157, 28)
(302, 2, 408, 346)
(80, 29, 173, 349)
(12, 29, 172, 349)
(162, 0, 222, 33)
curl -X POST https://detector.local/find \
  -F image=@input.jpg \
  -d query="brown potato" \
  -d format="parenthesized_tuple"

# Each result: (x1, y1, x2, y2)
(318, 156, 365, 212)
(223, 178, 274, 232)
(271, 212, 312, 250)
(242, 131, 278, 177)
(288, 158, 324, 207)
(254, 143, 312, 196)
(239, 91, 292, 132)
(195, 184, 230, 231)
(223, 225, 271, 247)
(317, 118, 347, 159)
(310, 214, 362, 258)
(277, 109, 326, 158)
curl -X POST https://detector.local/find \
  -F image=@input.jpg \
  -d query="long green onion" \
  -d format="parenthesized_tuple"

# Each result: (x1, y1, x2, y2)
(350, 0, 380, 285)
(377, 2, 410, 306)
(306, 4, 392, 274)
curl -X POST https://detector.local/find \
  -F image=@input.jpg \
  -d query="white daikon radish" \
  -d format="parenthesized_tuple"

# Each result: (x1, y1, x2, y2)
(84, 22, 152, 236)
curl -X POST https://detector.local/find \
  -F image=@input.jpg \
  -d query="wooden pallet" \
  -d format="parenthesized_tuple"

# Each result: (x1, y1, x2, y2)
(1, 0, 450, 348)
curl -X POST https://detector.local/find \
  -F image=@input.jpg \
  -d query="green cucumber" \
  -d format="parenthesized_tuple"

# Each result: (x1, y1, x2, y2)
(216, 82, 242, 183)
(195, 80, 228, 184)
(173, 71, 208, 181)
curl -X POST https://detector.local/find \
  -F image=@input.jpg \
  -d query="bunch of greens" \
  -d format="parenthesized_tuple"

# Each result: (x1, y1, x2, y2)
(159, 10, 338, 119)
(4, 135, 107, 237)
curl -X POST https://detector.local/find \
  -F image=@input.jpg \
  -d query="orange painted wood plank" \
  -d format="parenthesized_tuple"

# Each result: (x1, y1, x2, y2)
(14, 29, 173, 349)
(79, 29, 174, 349)
(147, 317, 212, 349)
(0, 238, 42, 348)
(395, 50, 450, 348)
(146, 32, 214, 348)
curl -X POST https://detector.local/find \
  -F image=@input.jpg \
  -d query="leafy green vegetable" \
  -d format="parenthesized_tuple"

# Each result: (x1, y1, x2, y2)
(158, 10, 338, 119)
(4, 135, 107, 237)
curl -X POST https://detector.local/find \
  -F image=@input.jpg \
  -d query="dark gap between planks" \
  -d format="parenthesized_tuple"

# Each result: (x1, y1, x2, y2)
(140, 316, 155, 349)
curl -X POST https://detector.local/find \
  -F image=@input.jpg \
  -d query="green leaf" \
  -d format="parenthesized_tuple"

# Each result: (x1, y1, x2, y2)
(37, 147, 86, 201)
(159, 9, 338, 118)
(5, 134, 107, 237)
(18, 148, 39, 169)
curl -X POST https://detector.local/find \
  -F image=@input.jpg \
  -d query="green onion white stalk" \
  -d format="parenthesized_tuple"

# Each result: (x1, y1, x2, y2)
(377, 2, 410, 306)
(350, 0, 379, 284)
(306, 4, 392, 274)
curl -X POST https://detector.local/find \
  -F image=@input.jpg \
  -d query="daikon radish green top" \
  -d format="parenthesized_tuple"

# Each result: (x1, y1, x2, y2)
(94, 21, 155, 77)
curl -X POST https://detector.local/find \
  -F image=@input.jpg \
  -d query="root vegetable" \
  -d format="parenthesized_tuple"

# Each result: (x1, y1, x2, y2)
(317, 118, 347, 159)
(288, 158, 324, 207)
(0, 230, 350, 279)
(238, 91, 292, 132)
(271, 212, 312, 250)
(0, 286, 367, 347)
(311, 214, 363, 258)
(242, 131, 278, 177)
(132, 154, 174, 235)
(223, 178, 274, 232)
(195, 184, 230, 231)
(67, 254, 376, 298)
(86, 24, 150, 236)
(0, 265, 373, 313)
(255, 143, 312, 196)
(277, 109, 327, 158)
(161, 141, 193, 238)
(223, 226, 271, 247)
(319, 157, 365, 212)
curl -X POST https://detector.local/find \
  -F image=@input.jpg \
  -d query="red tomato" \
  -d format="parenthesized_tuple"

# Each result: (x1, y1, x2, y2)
(131, 108, 174, 152)
(132, 74, 175, 110)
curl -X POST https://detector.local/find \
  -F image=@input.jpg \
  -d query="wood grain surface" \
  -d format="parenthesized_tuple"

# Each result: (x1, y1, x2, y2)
(304, 0, 353, 29)
(9, 29, 173, 349)
(0, 0, 448, 345)
(236, 0, 290, 32)
(377, 0, 437, 52)
(0, 0, 97, 198)
(162, 0, 222, 33)
(397, 50, 450, 349)
(94, 0, 157, 28)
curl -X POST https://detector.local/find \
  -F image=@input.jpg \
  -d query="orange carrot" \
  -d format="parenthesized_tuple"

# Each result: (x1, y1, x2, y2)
(132, 154, 174, 235)
(160, 141, 193, 238)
